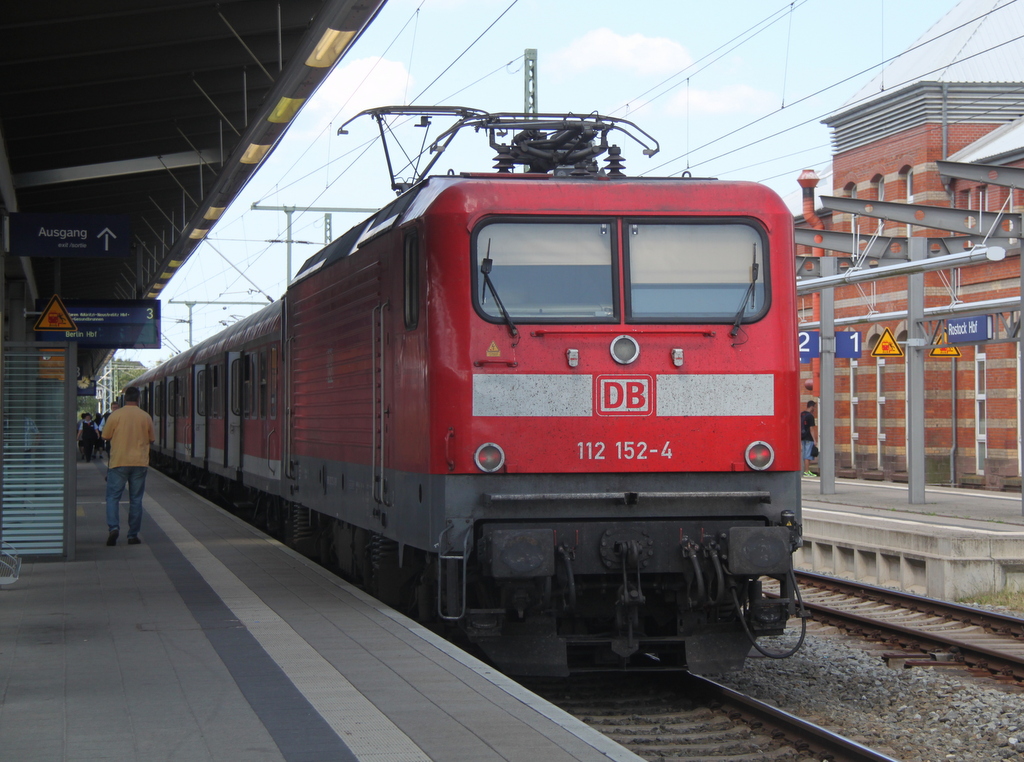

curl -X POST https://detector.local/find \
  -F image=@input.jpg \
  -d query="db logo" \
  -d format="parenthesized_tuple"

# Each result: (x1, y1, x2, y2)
(596, 375, 653, 416)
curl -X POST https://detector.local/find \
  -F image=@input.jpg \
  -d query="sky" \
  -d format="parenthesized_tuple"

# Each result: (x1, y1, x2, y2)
(118, 0, 964, 367)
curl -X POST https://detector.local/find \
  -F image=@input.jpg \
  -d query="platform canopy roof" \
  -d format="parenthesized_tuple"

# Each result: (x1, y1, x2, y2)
(0, 0, 386, 374)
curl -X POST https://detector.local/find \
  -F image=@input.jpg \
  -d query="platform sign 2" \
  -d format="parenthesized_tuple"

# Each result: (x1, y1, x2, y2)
(33, 299, 160, 349)
(798, 330, 820, 362)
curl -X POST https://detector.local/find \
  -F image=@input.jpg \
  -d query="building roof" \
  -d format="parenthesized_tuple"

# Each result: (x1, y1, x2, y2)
(841, 0, 1024, 111)
(947, 114, 1024, 164)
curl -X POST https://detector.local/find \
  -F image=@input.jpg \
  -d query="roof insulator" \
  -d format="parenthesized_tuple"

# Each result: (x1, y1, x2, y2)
(605, 145, 625, 177)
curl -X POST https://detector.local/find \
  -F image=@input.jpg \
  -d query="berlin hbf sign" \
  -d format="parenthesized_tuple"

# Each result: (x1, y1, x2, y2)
(5, 212, 132, 258)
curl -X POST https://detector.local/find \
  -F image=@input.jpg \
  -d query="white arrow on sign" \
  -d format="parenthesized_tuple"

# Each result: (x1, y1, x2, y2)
(96, 227, 117, 251)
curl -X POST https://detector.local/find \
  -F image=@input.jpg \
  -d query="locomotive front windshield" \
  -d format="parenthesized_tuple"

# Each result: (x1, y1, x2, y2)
(472, 219, 768, 324)
(474, 222, 616, 320)
(626, 222, 766, 322)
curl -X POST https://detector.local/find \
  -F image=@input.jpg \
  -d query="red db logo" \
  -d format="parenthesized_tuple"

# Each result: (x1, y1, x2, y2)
(596, 375, 653, 416)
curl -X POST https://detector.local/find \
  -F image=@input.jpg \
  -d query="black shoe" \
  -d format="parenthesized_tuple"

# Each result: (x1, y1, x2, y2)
(127, 537, 141, 545)
(106, 529, 119, 546)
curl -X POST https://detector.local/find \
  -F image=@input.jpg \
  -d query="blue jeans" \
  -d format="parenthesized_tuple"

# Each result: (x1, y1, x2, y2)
(106, 467, 148, 538)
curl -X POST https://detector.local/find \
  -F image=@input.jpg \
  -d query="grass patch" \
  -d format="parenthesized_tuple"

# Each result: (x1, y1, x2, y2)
(957, 589, 1024, 616)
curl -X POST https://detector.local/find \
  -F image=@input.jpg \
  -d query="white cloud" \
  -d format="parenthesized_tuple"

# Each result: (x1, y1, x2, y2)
(550, 28, 691, 78)
(666, 83, 777, 115)
(301, 57, 413, 133)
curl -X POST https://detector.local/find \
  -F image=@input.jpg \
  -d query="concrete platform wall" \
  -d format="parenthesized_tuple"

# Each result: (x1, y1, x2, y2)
(797, 508, 1024, 599)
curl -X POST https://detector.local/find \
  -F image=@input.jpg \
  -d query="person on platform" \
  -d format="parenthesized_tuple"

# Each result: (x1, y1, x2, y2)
(78, 412, 100, 463)
(102, 387, 155, 546)
(96, 402, 119, 460)
(800, 400, 818, 477)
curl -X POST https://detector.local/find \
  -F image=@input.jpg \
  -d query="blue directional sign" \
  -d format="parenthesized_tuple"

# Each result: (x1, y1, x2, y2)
(799, 330, 820, 361)
(800, 330, 862, 361)
(836, 331, 863, 358)
(8, 212, 132, 258)
(946, 315, 992, 344)
(34, 299, 160, 349)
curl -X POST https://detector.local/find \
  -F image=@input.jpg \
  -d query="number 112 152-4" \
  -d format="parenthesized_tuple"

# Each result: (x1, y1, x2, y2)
(577, 441, 673, 460)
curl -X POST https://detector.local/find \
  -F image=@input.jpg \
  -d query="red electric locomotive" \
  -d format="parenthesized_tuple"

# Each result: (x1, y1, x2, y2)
(136, 111, 805, 676)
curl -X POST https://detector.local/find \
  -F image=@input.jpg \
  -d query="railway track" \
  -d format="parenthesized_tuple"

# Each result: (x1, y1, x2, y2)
(791, 571, 1024, 684)
(522, 672, 899, 762)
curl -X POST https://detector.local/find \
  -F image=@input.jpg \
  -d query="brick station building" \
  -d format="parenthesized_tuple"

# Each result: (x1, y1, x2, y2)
(796, 0, 1024, 489)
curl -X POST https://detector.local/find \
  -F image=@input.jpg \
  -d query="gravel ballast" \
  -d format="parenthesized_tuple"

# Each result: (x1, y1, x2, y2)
(711, 629, 1024, 761)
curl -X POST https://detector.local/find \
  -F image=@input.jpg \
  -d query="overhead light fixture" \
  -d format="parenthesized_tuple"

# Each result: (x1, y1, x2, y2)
(240, 144, 271, 164)
(268, 97, 305, 124)
(204, 207, 225, 220)
(188, 228, 208, 240)
(306, 29, 356, 68)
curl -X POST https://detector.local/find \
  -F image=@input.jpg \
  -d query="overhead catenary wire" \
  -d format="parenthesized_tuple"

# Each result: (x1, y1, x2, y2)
(642, 1, 1022, 176)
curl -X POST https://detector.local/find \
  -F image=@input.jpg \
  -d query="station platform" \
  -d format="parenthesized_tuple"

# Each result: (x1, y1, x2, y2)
(799, 476, 1024, 599)
(0, 461, 643, 762)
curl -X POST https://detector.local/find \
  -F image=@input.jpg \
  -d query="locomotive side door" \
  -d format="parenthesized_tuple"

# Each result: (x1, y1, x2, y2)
(193, 364, 207, 462)
(372, 234, 404, 512)
(227, 352, 242, 472)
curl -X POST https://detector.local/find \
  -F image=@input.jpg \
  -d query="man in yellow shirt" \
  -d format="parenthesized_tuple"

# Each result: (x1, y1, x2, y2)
(102, 386, 155, 546)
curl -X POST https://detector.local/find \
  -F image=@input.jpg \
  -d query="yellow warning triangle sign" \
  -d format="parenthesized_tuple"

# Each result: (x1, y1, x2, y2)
(34, 294, 77, 332)
(930, 329, 962, 358)
(871, 326, 904, 358)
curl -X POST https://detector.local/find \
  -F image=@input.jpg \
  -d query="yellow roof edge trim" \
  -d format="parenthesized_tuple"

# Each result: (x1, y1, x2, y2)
(268, 96, 305, 124)
(305, 28, 356, 68)
(240, 143, 271, 164)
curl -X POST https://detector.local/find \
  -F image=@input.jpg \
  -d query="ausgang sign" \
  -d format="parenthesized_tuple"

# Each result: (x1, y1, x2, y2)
(6, 212, 132, 258)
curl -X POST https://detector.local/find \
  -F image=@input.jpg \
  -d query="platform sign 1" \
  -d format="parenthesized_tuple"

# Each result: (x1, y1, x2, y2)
(946, 315, 992, 344)
(34, 299, 160, 349)
(7, 212, 132, 258)
(835, 331, 862, 359)
(798, 330, 819, 362)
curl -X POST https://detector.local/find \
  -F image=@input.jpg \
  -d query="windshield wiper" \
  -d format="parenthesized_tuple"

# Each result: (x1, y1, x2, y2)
(729, 245, 760, 338)
(480, 240, 519, 339)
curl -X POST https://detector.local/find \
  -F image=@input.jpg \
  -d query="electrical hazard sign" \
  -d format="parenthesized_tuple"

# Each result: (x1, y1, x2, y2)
(871, 327, 904, 358)
(33, 294, 77, 332)
(929, 329, 962, 358)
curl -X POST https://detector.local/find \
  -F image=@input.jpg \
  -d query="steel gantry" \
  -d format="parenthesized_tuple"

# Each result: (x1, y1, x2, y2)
(793, 160, 1023, 516)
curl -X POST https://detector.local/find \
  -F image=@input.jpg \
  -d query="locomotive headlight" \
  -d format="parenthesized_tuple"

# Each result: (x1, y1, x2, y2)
(744, 441, 775, 470)
(610, 335, 640, 364)
(474, 443, 506, 473)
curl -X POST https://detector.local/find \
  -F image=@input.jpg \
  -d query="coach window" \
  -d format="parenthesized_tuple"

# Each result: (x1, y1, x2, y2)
(259, 350, 268, 420)
(230, 358, 242, 417)
(269, 348, 278, 419)
(625, 221, 767, 322)
(155, 383, 163, 419)
(243, 356, 254, 419)
(211, 364, 223, 418)
(404, 232, 419, 330)
(196, 370, 207, 417)
(473, 220, 616, 321)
